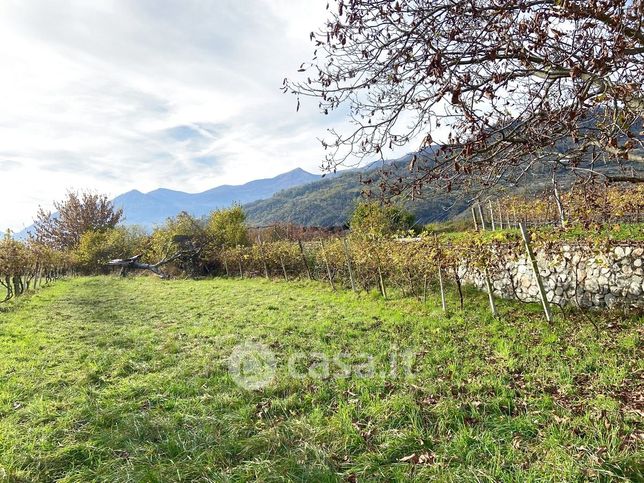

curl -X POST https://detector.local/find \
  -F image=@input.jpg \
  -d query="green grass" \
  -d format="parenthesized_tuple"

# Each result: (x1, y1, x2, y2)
(0, 276, 642, 481)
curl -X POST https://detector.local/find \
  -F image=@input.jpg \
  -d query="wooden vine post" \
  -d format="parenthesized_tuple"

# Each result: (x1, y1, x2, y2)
(496, 200, 503, 229)
(257, 236, 269, 279)
(488, 200, 496, 230)
(279, 255, 288, 281)
(342, 238, 357, 292)
(377, 265, 387, 299)
(298, 240, 312, 280)
(422, 275, 428, 303)
(471, 206, 479, 231)
(519, 223, 553, 323)
(438, 266, 447, 312)
(477, 202, 487, 230)
(434, 236, 447, 312)
(320, 239, 336, 291)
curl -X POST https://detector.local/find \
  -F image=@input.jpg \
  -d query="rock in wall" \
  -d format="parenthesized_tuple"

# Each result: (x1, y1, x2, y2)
(461, 245, 644, 309)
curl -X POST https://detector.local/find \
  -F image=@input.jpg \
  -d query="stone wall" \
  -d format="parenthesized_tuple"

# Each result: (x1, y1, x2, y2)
(461, 244, 644, 309)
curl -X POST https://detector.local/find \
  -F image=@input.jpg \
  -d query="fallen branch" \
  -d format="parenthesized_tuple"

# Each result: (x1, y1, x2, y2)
(107, 250, 198, 278)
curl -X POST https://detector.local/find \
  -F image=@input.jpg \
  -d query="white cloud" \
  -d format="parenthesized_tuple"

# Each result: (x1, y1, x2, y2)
(0, 0, 337, 231)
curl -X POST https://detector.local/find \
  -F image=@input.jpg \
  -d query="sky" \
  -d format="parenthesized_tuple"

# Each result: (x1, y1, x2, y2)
(0, 0, 357, 232)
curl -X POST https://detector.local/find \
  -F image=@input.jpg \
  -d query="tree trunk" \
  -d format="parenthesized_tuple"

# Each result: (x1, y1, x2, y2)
(552, 169, 566, 226)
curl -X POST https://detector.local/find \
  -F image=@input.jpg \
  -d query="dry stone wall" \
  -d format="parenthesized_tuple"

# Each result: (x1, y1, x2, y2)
(461, 244, 644, 309)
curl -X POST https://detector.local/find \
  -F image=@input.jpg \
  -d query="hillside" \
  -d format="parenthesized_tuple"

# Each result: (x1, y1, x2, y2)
(245, 154, 643, 228)
(244, 158, 473, 227)
(112, 167, 320, 228)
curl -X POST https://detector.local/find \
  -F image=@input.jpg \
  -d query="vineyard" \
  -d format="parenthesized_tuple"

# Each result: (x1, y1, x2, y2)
(220, 228, 643, 314)
(1, 190, 643, 481)
(1, 186, 643, 479)
(2, 185, 643, 315)
(0, 235, 70, 303)
(478, 184, 644, 229)
(220, 185, 644, 313)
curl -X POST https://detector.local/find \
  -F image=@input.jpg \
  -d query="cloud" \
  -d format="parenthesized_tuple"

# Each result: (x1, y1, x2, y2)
(0, 0, 339, 231)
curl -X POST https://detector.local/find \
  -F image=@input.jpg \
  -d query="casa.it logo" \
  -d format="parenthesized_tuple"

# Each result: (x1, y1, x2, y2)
(228, 341, 276, 390)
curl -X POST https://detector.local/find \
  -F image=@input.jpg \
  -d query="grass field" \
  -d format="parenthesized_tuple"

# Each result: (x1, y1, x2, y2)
(0, 276, 642, 481)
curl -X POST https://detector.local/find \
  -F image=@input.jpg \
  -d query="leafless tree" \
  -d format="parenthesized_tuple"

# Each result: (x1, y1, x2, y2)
(287, 0, 643, 197)
(33, 191, 123, 250)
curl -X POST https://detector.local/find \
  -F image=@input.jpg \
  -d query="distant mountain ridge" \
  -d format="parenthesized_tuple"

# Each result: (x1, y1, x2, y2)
(113, 168, 320, 228)
(20, 146, 630, 237)
(15, 168, 321, 237)
(244, 156, 470, 228)
(243, 152, 641, 228)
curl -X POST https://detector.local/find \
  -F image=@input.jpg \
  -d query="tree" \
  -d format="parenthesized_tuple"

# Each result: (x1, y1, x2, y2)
(146, 212, 209, 277)
(33, 191, 123, 250)
(350, 201, 415, 238)
(206, 205, 249, 248)
(75, 226, 148, 274)
(288, 0, 644, 197)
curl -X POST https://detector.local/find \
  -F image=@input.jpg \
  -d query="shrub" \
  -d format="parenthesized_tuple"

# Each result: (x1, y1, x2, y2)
(206, 205, 249, 248)
(350, 201, 415, 238)
(75, 227, 146, 274)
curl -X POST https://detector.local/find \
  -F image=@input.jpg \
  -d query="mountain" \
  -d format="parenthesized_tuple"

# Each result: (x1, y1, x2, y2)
(113, 168, 319, 228)
(244, 158, 470, 228)
(14, 168, 320, 238)
(244, 151, 642, 228)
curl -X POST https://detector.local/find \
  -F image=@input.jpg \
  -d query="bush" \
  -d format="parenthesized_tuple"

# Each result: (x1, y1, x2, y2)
(206, 205, 249, 248)
(75, 227, 147, 274)
(350, 201, 415, 238)
(0, 232, 69, 300)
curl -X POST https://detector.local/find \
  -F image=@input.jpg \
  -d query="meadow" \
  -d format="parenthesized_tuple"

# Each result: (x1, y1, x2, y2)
(0, 276, 641, 481)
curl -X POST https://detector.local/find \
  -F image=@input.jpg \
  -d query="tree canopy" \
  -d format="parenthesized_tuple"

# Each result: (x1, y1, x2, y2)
(33, 191, 123, 250)
(289, 0, 644, 195)
(207, 205, 249, 248)
(350, 201, 416, 237)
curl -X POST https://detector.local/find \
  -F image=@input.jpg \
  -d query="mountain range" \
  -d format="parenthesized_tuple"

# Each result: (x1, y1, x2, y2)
(113, 168, 320, 229)
(112, 155, 472, 229)
(23, 149, 632, 236)
(244, 159, 469, 227)
(108, 153, 471, 229)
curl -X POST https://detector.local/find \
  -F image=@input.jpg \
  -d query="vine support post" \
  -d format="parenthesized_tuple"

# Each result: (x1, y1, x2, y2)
(552, 168, 566, 227)
(320, 239, 336, 291)
(488, 200, 496, 231)
(471, 206, 479, 231)
(477, 202, 487, 231)
(519, 222, 553, 323)
(258, 236, 269, 279)
(377, 265, 387, 300)
(496, 200, 503, 230)
(453, 266, 465, 310)
(298, 240, 313, 280)
(438, 266, 447, 312)
(513, 207, 519, 228)
(422, 275, 428, 303)
(279, 255, 288, 281)
(342, 238, 357, 292)
(484, 267, 498, 317)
